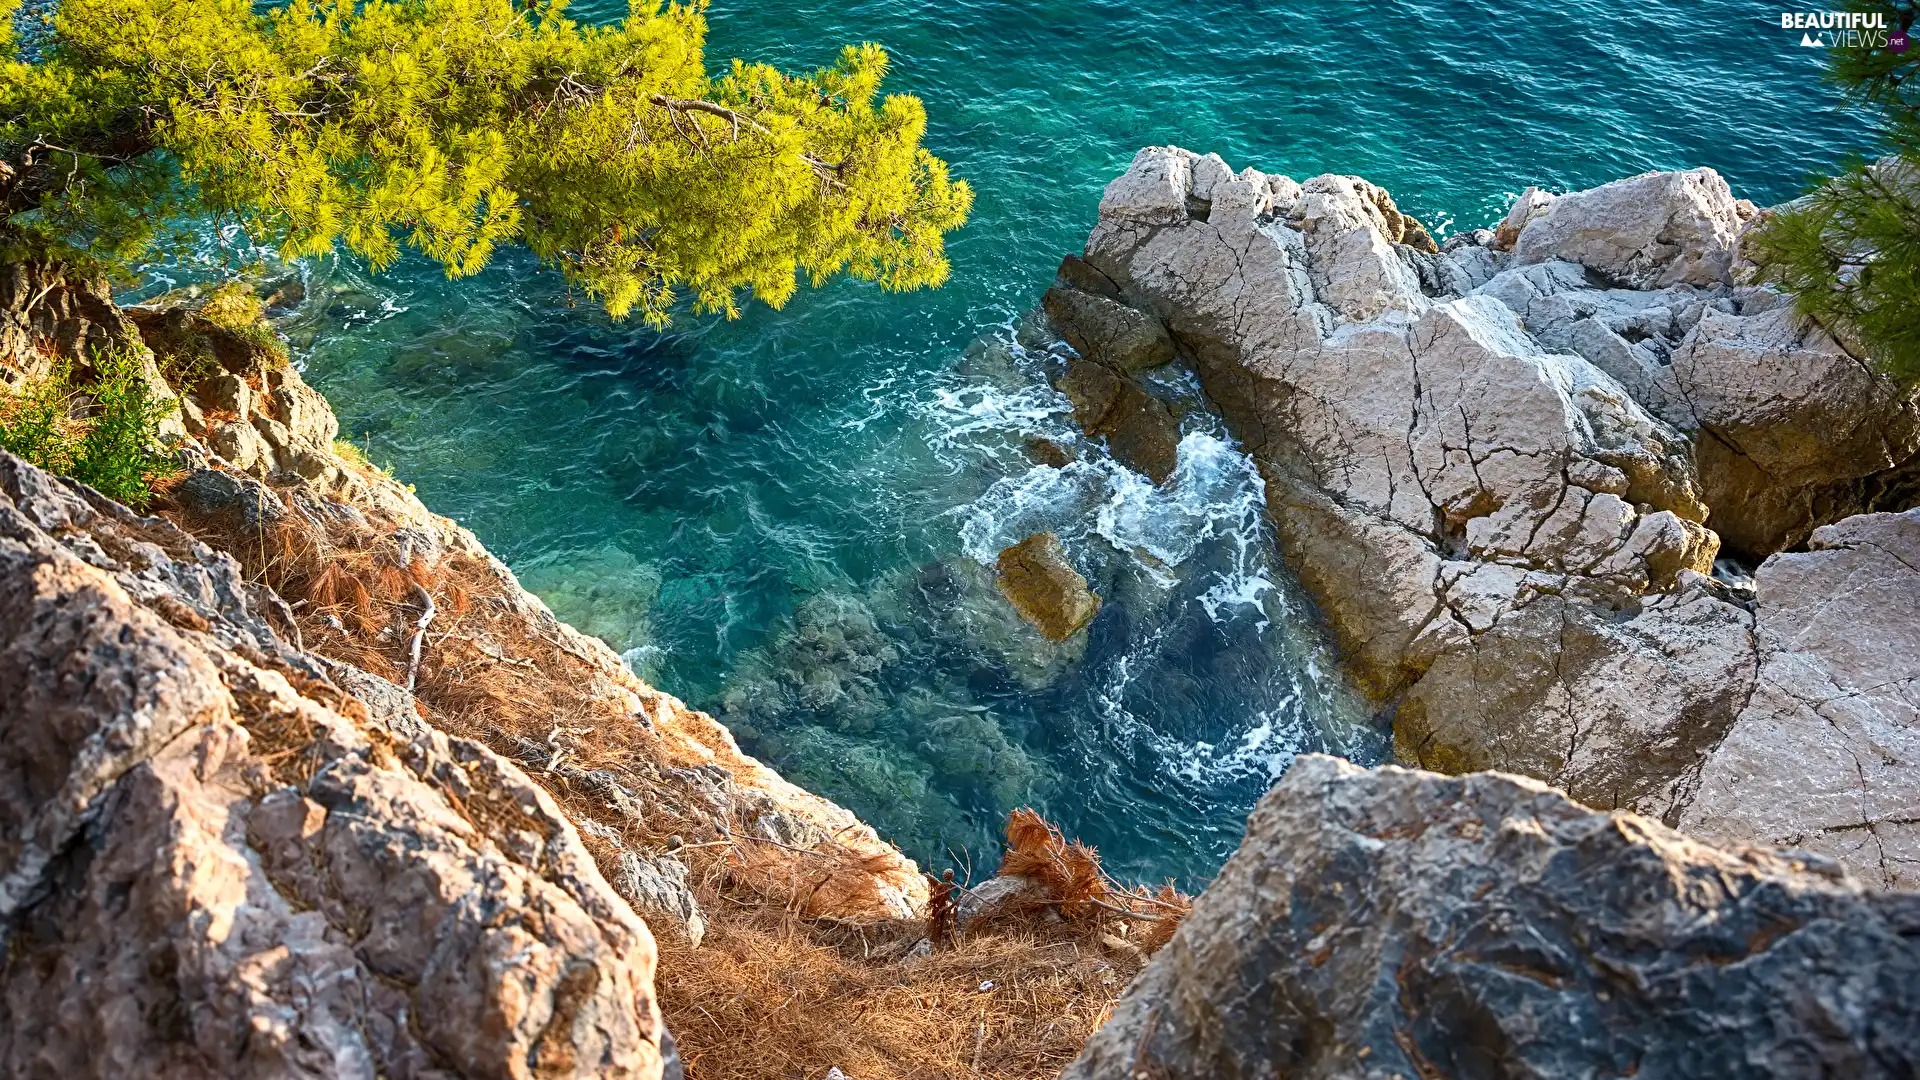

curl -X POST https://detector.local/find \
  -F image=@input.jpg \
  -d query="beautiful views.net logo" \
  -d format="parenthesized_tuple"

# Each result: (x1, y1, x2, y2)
(1781, 10, 1908, 52)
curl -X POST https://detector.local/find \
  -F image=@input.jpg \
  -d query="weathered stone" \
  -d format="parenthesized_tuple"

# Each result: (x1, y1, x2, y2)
(0, 452, 675, 1079)
(1067, 755, 1920, 1080)
(1491, 184, 1554, 251)
(1042, 285, 1175, 375)
(1054, 253, 1122, 300)
(205, 419, 264, 473)
(1682, 507, 1920, 889)
(953, 873, 1047, 931)
(1053, 357, 1180, 483)
(617, 852, 707, 948)
(994, 533, 1100, 641)
(1512, 168, 1752, 288)
(252, 412, 293, 452)
(1022, 435, 1074, 468)
(199, 372, 252, 419)
(1652, 304, 1920, 561)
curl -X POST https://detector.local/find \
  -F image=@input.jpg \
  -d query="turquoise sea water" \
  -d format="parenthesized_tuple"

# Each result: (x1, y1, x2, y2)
(213, 1, 1861, 886)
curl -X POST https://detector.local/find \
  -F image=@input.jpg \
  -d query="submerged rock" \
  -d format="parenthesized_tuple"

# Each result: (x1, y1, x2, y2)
(995, 533, 1101, 641)
(1068, 755, 1920, 1080)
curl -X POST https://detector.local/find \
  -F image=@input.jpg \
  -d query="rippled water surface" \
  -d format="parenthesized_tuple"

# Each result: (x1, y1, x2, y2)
(243, 1, 1859, 885)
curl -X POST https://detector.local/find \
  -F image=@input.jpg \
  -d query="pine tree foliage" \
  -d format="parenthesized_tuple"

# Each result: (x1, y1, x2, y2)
(0, 0, 971, 323)
(1749, 1, 1920, 381)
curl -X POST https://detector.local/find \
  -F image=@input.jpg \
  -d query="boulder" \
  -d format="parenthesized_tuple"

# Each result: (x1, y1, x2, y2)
(994, 533, 1100, 641)
(1080, 148, 1736, 805)
(1474, 252, 1920, 562)
(1511, 167, 1755, 288)
(1041, 285, 1175, 375)
(1052, 358, 1180, 484)
(1066, 755, 1920, 1080)
(1073, 148, 1920, 887)
(1681, 507, 1920, 889)
(617, 852, 707, 948)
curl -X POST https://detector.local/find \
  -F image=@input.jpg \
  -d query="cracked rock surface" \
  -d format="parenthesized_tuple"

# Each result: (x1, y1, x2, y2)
(1681, 507, 1920, 889)
(1075, 147, 1918, 886)
(0, 452, 675, 1080)
(1066, 755, 1920, 1080)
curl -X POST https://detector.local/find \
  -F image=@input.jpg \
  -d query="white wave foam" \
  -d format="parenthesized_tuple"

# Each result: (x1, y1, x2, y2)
(1163, 702, 1309, 786)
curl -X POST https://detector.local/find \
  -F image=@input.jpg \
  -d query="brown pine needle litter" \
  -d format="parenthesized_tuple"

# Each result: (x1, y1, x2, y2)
(160, 460, 1196, 1080)
(657, 809, 1192, 1080)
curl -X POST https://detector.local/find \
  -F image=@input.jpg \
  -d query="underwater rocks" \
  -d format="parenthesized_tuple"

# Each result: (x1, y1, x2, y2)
(1076, 147, 1919, 885)
(995, 532, 1101, 641)
(1043, 253, 1184, 484)
(518, 543, 663, 657)
(1067, 755, 1920, 1080)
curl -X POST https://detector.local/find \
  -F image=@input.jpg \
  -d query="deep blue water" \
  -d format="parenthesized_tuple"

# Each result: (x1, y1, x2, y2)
(186, 1, 1863, 886)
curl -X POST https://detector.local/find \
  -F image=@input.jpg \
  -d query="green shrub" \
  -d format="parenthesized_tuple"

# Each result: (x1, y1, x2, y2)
(1749, 1, 1920, 383)
(0, 349, 178, 508)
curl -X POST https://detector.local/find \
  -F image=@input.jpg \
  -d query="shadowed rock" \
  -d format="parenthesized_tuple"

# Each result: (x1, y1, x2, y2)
(1042, 285, 1175, 375)
(1067, 755, 1920, 1080)
(1053, 358, 1180, 484)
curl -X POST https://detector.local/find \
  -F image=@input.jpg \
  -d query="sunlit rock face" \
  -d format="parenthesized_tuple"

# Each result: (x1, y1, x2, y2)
(0, 452, 672, 1079)
(1077, 147, 1918, 886)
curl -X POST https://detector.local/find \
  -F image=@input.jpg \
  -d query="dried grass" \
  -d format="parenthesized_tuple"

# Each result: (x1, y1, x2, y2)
(162, 470, 1178, 1080)
(657, 900, 1132, 1080)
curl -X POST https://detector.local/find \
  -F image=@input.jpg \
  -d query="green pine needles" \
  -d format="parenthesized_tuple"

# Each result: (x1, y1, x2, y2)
(0, 0, 972, 325)
(0, 349, 179, 507)
(1749, 1, 1920, 382)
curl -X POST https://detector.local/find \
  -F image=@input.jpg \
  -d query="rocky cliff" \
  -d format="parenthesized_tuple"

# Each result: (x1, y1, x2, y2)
(0, 272, 947, 1077)
(1048, 148, 1919, 890)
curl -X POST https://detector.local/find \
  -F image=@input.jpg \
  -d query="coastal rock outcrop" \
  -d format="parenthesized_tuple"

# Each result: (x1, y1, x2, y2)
(1066, 755, 1920, 1080)
(0, 451, 675, 1079)
(1051, 357, 1181, 484)
(1075, 147, 1919, 885)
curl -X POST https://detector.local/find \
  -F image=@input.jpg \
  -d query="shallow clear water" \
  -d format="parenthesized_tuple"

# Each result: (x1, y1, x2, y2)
(184, 1, 1865, 886)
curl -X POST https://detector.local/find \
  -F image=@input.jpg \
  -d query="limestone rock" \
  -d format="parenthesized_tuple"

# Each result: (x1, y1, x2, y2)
(1041, 285, 1175, 375)
(200, 372, 252, 419)
(1052, 357, 1180, 484)
(994, 533, 1100, 641)
(1652, 303, 1920, 561)
(1053, 253, 1123, 300)
(1075, 148, 1911, 846)
(1067, 755, 1920, 1080)
(1076, 145, 1919, 888)
(1681, 507, 1920, 889)
(1512, 168, 1750, 288)
(1397, 574, 1756, 819)
(0, 451, 674, 1079)
(617, 852, 707, 948)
